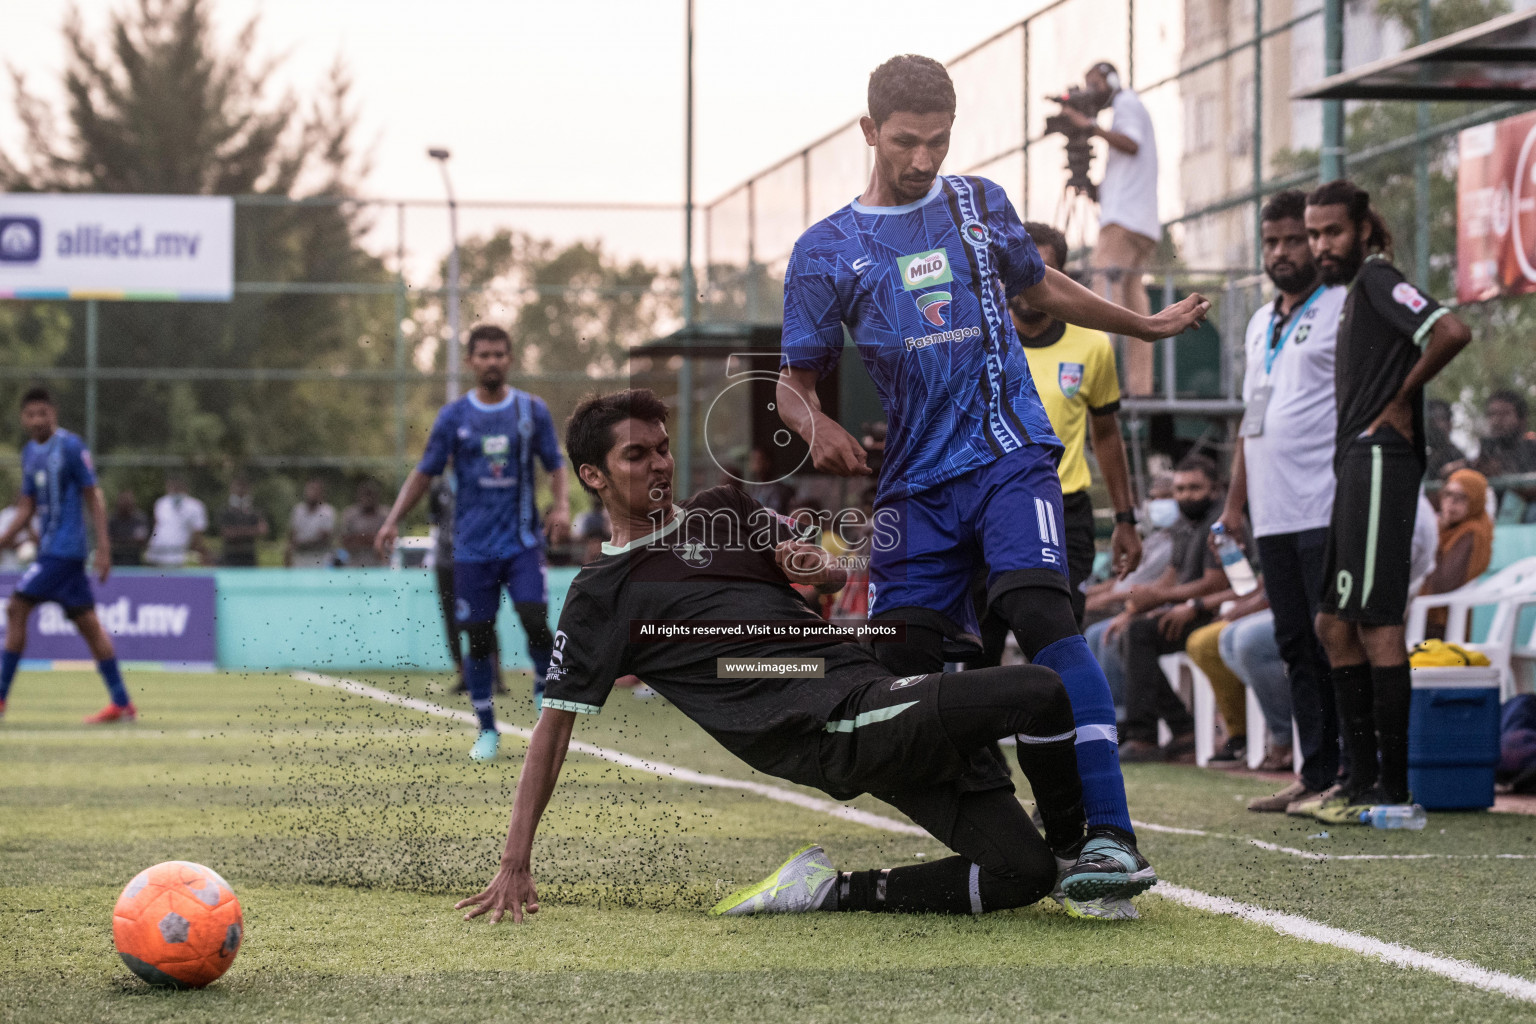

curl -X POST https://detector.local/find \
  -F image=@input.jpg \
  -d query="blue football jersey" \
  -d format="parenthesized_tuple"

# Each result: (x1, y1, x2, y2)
(21, 428, 97, 560)
(780, 175, 1062, 503)
(418, 389, 564, 563)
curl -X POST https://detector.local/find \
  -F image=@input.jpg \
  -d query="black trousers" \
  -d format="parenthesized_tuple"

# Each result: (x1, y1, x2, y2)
(1256, 528, 1340, 791)
(1120, 613, 1209, 743)
(820, 665, 1084, 908)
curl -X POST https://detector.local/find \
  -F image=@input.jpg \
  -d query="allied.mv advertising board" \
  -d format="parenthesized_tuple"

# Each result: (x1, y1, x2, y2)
(0, 572, 217, 668)
(0, 193, 233, 301)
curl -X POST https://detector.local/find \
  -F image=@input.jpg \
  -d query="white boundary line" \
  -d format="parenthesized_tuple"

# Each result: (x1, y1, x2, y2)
(1133, 819, 1536, 861)
(1156, 884, 1536, 1004)
(292, 671, 1536, 1005)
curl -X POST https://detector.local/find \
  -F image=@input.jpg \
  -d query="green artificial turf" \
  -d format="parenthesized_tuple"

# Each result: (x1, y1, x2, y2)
(2, 669, 1534, 1023)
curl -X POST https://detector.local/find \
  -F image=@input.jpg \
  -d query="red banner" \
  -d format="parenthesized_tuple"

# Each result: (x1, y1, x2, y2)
(1457, 111, 1536, 303)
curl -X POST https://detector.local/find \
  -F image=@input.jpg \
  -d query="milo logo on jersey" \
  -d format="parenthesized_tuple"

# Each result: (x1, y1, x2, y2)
(899, 249, 954, 327)
(481, 434, 511, 481)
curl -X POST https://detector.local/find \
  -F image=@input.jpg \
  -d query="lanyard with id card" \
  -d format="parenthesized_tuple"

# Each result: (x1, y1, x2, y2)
(1239, 286, 1323, 438)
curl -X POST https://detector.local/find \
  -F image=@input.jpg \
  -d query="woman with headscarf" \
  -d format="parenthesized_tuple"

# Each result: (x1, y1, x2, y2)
(1422, 468, 1496, 638)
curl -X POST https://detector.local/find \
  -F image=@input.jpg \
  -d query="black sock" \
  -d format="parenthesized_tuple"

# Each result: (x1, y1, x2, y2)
(832, 858, 975, 914)
(1012, 736, 1085, 855)
(1331, 662, 1378, 793)
(1371, 663, 1412, 802)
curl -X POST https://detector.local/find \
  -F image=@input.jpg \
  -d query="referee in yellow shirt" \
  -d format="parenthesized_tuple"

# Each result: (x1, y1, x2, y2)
(1012, 222, 1142, 626)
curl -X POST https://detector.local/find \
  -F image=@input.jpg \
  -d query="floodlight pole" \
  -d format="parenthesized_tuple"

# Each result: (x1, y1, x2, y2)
(677, 0, 696, 497)
(430, 148, 462, 402)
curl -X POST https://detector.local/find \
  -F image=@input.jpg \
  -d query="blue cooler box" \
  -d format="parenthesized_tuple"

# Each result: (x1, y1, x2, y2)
(1408, 667, 1502, 810)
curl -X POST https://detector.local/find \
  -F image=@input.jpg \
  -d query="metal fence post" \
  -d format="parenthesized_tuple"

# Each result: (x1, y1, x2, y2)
(85, 299, 99, 453)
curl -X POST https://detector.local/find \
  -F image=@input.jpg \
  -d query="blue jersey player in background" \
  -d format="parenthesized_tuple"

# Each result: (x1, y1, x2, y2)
(377, 324, 571, 762)
(777, 55, 1209, 918)
(0, 387, 135, 723)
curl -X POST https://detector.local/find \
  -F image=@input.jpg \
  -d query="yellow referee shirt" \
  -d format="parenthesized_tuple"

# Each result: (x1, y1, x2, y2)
(1019, 321, 1121, 496)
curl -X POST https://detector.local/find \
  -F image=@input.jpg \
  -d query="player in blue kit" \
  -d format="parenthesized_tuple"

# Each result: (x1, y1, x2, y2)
(376, 324, 570, 761)
(0, 387, 135, 723)
(776, 56, 1209, 915)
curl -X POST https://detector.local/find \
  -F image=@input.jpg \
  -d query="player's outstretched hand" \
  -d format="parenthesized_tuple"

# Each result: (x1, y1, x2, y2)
(775, 539, 847, 590)
(373, 521, 398, 560)
(1138, 293, 1210, 340)
(457, 864, 539, 924)
(544, 506, 572, 545)
(808, 421, 874, 477)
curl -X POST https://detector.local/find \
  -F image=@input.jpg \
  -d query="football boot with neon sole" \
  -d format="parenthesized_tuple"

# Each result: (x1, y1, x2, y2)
(1058, 831, 1157, 902)
(83, 703, 136, 724)
(469, 729, 500, 762)
(709, 843, 837, 917)
(1051, 854, 1141, 920)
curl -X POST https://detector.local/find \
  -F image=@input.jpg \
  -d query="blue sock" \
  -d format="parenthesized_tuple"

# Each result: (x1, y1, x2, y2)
(465, 655, 497, 732)
(1, 651, 20, 700)
(530, 647, 552, 696)
(1032, 634, 1135, 838)
(98, 659, 130, 707)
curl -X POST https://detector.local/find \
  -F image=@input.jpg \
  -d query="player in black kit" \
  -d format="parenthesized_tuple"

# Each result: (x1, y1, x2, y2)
(457, 389, 1157, 924)
(1297, 181, 1471, 822)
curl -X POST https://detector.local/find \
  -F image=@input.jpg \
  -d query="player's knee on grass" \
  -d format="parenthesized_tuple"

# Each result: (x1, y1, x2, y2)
(513, 603, 554, 650)
(465, 621, 498, 661)
(990, 585, 1080, 659)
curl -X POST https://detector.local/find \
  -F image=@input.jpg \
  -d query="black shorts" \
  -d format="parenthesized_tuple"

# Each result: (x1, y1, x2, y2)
(1320, 428, 1422, 625)
(1061, 489, 1097, 627)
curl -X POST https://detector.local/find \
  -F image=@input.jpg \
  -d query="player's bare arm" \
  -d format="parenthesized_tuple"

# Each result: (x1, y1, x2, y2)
(544, 466, 572, 545)
(1218, 440, 1248, 538)
(85, 486, 112, 582)
(774, 539, 849, 594)
(776, 367, 873, 477)
(374, 469, 434, 557)
(458, 707, 577, 924)
(1088, 411, 1141, 577)
(0, 493, 34, 551)
(1367, 311, 1472, 439)
(1020, 267, 1209, 341)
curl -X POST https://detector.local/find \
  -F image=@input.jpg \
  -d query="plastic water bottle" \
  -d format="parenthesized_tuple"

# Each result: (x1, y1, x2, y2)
(1361, 804, 1427, 830)
(1209, 523, 1258, 596)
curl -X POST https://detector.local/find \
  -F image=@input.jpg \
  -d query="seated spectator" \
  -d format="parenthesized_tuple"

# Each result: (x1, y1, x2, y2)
(1420, 469, 1494, 638)
(341, 480, 388, 568)
(1470, 389, 1536, 522)
(220, 477, 268, 567)
(1106, 454, 1235, 762)
(286, 478, 336, 568)
(1084, 477, 1178, 708)
(145, 474, 209, 567)
(1425, 399, 1465, 481)
(1183, 582, 1295, 771)
(572, 494, 611, 565)
(0, 490, 38, 570)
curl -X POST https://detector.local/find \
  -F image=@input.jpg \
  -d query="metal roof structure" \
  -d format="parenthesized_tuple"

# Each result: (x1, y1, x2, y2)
(1294, 7, 1536, 102)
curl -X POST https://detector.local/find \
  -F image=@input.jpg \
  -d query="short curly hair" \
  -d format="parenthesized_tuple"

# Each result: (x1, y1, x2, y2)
(868, 54, 955, 126)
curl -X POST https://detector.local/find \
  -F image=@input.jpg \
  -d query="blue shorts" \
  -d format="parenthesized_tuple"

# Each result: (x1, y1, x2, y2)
(14, 556, 96, 616)
(868, 445, 1068, 641)
(453, 550, 548, 625)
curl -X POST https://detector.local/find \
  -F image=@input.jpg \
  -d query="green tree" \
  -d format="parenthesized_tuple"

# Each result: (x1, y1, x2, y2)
(0, 0, 395, 517)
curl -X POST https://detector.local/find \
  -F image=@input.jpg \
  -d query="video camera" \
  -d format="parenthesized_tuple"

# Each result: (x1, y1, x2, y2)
(1044, 85, 1109, 200)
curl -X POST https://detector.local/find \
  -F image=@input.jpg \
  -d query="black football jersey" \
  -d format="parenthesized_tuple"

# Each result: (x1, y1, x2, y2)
(542, 485, 890, 787)
(1334, 255, 1446, 461)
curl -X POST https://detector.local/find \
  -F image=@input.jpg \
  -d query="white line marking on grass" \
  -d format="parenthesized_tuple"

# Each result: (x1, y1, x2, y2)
(294, 671, 1536, 1004)
(1155, 883, 1536, 1005)
(1134, 819, 1536, 861)
(291, 671, 926, 837)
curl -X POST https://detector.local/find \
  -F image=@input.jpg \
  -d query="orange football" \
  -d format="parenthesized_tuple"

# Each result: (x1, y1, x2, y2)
(112, 861, 243, 988)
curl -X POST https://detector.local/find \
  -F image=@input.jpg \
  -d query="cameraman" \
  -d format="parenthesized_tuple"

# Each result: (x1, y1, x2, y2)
(1062, 61, 1160, 395)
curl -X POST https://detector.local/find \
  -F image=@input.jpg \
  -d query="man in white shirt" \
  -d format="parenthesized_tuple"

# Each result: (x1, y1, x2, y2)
(286, 478, 336, 568)
(1219, 190, 1347, 812)
(1063, 61, 1161, 395)
(145, 475, 209, 567)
